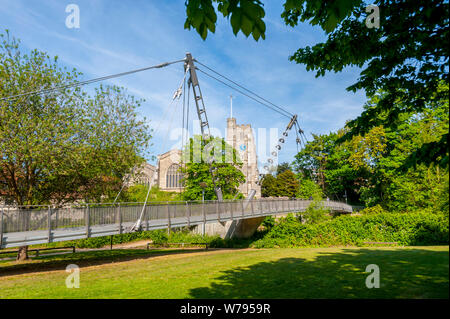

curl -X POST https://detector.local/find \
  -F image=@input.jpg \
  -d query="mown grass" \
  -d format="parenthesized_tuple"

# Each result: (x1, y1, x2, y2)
(0, 246, 448, 299)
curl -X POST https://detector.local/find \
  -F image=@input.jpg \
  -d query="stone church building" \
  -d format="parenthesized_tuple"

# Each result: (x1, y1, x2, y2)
(225, 117, 261, 197)
(129, 117, 261, 198)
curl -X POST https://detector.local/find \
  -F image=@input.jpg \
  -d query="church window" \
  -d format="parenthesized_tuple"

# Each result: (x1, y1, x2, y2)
(166, 164, 184, 188)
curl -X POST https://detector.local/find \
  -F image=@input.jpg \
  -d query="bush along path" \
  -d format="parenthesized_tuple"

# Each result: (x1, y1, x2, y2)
(251, 212, 449, 248)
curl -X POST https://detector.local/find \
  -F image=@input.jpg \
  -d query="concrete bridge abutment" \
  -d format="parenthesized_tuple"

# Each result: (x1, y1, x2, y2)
(193, 216, 266, 239)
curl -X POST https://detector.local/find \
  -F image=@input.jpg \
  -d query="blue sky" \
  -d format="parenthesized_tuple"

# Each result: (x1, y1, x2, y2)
(0, 0, 367, 168)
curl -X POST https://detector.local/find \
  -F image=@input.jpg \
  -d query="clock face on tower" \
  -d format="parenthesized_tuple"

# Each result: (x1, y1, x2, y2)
(239, 144, 247, 151)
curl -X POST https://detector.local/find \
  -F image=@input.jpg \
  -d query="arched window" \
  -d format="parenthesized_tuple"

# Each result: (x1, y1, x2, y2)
(166, 164, 184, 188)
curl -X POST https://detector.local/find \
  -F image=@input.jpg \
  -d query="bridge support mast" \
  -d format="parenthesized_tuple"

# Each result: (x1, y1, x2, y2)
(185, 53, 223, 201)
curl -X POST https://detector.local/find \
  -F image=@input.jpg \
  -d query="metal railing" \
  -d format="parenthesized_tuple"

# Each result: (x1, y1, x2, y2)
(0, 199, 352, 249)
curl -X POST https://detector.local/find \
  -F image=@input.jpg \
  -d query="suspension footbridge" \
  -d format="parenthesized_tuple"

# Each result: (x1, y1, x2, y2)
(0, 199, 352, 249)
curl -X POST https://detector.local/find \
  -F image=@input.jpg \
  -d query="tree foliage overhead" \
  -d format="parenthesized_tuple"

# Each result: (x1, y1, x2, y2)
(0, 31, 151, 206)
(184, 0, 266, 40)
(184, 0, 449, 168)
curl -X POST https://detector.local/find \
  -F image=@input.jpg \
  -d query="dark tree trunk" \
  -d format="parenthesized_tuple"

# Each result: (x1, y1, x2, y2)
(16, 245, 29, 261)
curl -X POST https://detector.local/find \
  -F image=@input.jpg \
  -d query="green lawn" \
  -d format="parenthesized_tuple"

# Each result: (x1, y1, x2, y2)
(0, 246, 448, 299)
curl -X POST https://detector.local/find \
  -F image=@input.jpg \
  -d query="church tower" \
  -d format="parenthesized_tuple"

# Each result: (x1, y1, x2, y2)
(226, 117, 261, 198)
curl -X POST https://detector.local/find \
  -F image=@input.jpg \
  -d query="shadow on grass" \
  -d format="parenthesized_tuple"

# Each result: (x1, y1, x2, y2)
(0, 248, 210, 277)
(189, 248, 449, 299)
(209, 230, 269, 249)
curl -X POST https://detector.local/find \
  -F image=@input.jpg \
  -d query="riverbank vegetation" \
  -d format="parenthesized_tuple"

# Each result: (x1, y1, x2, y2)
(252, 211, 448, 248)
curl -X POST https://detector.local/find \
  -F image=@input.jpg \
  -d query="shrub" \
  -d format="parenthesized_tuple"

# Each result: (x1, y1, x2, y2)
(41, 228, 222, 249)
(300, 199, 331, 224)
(359, 204, 386, 215)
(298, 179, 323, 200)
(252, 211, 449, 248)
(46, 229, 170, 249)
(261, 216, 276, 230)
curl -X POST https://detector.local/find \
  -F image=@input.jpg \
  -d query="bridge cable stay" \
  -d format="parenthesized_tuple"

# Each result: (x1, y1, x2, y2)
(180, 64, 194, 195)
(194, 60, 294, 118)
(196, 68, 292, 119)
(0, 59, 186, 102)
(111, 96, 174, 208)
(182, 72, 191, 176)
(294, 120, 309, 153)
(112, 166, 136, 206)
(181, 65, 192, 186)
(192, 64, 306, 189)
(181, 68, 187, 181)
(186, 78, 191, 151)
(130, 66, 190, 232)
(111, 66, 189, 209)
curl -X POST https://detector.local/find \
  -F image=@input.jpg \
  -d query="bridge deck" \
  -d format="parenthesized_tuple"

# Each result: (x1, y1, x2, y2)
(0, 199, 352, 249)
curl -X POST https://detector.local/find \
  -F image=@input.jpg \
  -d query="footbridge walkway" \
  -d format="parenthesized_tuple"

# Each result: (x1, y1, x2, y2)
(0, 199, 352, 249)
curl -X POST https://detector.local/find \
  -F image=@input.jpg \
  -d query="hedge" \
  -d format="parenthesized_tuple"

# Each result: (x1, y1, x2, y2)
(251, 211, 449, 248)
(40, 229, 222, 249)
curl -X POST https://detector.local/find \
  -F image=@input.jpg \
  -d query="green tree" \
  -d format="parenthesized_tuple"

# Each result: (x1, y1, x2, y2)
(293, 87, 449, 210)
(301, 199, 331, 224)
(275, 169, 299, 198)
(261, 173, 277, 197)
(293, 131, 366, 203)
(0, 32, 150, 259)
(276, 162, 291, 176)
(293, 133, 336, 189)
(184, 0, 449, 168)
(298, 179, 322, 200)
(181, 135, 245, 200)
(348, 89, 449, 211)
(0, 32, 151, 206)
(261, 169, 300, 198)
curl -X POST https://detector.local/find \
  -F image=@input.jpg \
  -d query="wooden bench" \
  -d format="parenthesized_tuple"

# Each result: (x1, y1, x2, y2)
(147, 242, 209, 251)
(0, 246, 75, 257)
(363, 242, 398, 245)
